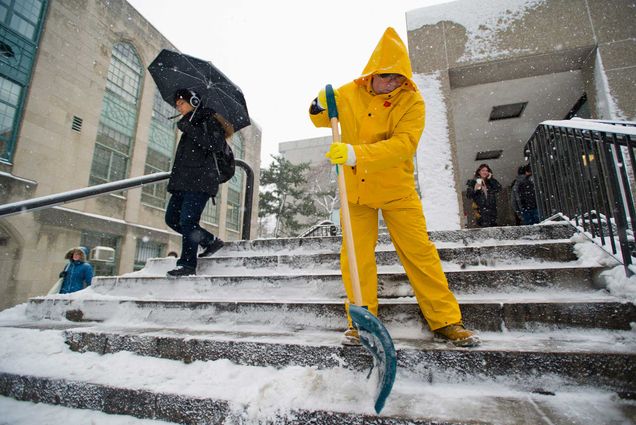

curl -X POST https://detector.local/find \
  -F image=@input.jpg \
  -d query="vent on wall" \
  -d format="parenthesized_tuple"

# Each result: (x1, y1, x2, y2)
(475, 150, 503, 160)
(489, 102, 527, 121)
(71, 116, 83, 132)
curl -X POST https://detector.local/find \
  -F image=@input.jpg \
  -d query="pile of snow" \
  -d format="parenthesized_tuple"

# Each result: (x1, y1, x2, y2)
(571, 232, 636, 303)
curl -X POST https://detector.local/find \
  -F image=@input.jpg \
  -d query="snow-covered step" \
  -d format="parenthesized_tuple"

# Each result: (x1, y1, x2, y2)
(0, 326, 632, 425)
(92, 264, 607, 300)
(5, 371, 631, 425)
(61, 326, 636, 391)
(25, 293, 635, 332)
(193, 240, 579, 270)
(217, 223, 576, 255)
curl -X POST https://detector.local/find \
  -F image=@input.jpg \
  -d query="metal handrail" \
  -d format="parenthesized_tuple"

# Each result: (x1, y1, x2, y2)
(0, 159, 254, 240)
(298, 220, 339, 238)
(524, 119, 635, 276)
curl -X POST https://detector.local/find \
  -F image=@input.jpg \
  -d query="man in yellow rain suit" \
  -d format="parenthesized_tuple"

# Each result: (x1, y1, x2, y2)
(309, 27, 480, 347)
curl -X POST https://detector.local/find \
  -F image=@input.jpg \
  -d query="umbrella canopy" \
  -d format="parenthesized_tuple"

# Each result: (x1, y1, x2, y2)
(148, 49, 250, 131)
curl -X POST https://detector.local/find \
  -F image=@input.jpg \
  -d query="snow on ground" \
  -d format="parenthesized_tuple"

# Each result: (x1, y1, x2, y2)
(0, 327, 633, 424)
(570, 231, 636, 303)
(1, 222, 634, 422)
(0, 396, 173, 425)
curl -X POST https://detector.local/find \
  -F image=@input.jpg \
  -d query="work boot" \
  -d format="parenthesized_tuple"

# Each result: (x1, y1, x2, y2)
(434, 323, 480, 347)
(167, 265, 196, 277)
(198, 238, 225, 258)
(341, 328, 361, 346)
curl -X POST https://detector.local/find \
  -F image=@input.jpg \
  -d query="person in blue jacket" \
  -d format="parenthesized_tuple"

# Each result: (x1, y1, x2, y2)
(59, 247, 94, 294)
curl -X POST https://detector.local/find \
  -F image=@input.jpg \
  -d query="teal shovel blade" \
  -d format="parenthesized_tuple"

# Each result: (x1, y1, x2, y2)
(349, 304, 397, 414)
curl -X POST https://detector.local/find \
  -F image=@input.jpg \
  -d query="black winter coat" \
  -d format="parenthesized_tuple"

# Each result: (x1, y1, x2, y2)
(167, 108, 226, 197)
(518, 176, 537, 211)
(466, 177, 502, 227)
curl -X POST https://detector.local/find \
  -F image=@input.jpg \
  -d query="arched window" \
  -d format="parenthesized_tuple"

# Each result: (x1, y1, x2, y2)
(89, 42, 142, 186)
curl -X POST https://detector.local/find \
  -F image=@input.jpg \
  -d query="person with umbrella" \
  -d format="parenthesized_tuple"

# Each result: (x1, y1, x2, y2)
(309, 28, 480, 347)
(148, 49, 250, 277)
(164, 89, 228, 276)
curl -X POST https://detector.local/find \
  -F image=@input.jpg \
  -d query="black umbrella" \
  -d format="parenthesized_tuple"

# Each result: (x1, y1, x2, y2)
(148, 49, 250, 131)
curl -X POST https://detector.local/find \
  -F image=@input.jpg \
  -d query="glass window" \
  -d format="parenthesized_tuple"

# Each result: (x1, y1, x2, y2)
(9, 14, 35, 39)
(89, 43, 142, 186)
(0, 0, 46, 162)
(141, 91, 177, 209)
(227, 133, 244, 191)
(134, 238, 164, 271)
(231, 132, 245, 160)
(13, 0, 42, 22)
(80, 231, 121, 277)
(201, 198, 219, 225)
(3, 0, 43, 41)
(226, 188, 241, 231)
(0, 76, 20, 160)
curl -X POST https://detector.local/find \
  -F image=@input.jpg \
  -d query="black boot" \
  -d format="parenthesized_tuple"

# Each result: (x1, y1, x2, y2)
(167, 265, 196, 277)
(198, 238, 225, 258)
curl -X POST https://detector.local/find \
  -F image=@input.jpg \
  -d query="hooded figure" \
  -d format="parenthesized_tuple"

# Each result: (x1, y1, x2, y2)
(59, 247, 93, 294)
(309, 28, 479, 347)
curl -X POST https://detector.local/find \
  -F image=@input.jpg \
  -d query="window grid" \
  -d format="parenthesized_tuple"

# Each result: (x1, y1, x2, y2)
(0, 77, 20, 157)
(80, 230, 121, 277)
(134, 238, 165, 271)
(1, 0, 42, 40)
(141, 91, 176, 210)
(13, 0, 42, 20)
(225, 188, 241, 231)
(89, 43, 141, 185)
(0, 0, 46, 162)
(201, 199, 219, 225)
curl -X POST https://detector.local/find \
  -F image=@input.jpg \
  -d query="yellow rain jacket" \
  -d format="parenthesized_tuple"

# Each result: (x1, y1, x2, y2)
(310, 28, 462, 332)
(310, 27, 425, 205)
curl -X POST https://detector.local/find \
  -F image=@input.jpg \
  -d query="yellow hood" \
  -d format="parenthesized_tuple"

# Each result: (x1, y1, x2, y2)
(354, 27, 417, 91)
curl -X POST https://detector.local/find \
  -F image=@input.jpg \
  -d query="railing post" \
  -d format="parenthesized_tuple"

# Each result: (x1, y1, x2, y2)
(601, 137, 634, 276)
(235, 159, 254, 240)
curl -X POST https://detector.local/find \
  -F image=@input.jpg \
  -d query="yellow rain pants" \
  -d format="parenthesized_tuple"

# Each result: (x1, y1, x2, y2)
(341, 192, 462, 331)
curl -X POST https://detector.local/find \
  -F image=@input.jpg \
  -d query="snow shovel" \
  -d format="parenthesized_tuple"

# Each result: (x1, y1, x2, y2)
(325, 84, 397, 414)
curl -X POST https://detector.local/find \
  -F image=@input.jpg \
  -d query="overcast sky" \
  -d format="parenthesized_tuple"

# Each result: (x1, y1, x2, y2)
(127, 0, 454, 164)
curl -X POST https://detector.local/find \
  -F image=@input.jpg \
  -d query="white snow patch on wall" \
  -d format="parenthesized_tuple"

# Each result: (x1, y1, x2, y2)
(407, 0, 545, 62)
(413, 72, 460, 230)
(593, 50, 627, 120)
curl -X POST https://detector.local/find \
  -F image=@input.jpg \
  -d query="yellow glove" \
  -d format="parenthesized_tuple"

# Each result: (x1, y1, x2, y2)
(325, 142, 356, 166)
(317, 88, 339, 110)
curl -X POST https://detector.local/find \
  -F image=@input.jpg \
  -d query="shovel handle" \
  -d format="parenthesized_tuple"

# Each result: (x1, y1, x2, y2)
(325, 85, 363, 307)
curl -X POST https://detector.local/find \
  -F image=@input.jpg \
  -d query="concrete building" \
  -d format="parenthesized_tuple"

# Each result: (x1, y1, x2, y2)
(0, 0, 261, 310)
(406, 0, 635, 227)
(277, 136, 337, 233)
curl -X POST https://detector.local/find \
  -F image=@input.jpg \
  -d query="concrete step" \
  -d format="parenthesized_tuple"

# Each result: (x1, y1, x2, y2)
(193, 240, 579, 272)
(1, 322, 634, 425)
(4, 370, 633, 425)
(61, 326, 636, 391)
(25, 293, 635, 332)
(0, 372, 450, 425)
(92, 265, 607, 299)
(218, 223, 576, 255)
